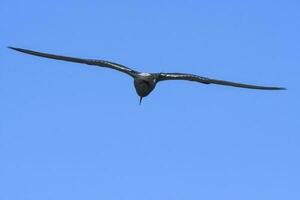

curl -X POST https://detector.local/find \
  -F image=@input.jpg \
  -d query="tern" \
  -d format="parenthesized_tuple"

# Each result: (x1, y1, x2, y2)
(9, 47, 285, 104)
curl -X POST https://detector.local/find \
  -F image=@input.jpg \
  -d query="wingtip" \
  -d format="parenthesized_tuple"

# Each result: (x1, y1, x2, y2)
(8, 46, 30, 53)
(263, 86, 287, 90)
(274, 86, 287, 90)
(8, 46, 18, 51)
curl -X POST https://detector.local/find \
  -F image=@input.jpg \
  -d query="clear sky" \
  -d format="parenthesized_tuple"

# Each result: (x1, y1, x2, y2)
(1, 0, 299, 199)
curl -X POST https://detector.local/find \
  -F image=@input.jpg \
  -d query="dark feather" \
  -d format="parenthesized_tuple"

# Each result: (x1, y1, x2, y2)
(156, 73, 286, 90)
(8, 47, 139, 77)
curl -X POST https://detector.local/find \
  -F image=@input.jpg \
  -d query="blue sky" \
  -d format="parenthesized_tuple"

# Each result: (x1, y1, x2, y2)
(1, 0, 299, 199)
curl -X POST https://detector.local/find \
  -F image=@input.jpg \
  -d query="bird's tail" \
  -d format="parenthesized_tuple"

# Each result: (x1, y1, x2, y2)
(139, 97, 143, 105)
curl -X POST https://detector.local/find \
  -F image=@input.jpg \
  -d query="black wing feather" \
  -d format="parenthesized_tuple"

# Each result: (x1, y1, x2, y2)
(156, 73, 286, 90)
(8, 47, 139, 77)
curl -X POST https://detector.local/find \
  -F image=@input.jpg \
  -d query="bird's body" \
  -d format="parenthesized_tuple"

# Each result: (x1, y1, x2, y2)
(134, 73, 157, 97)
(9, 47, 286, 104)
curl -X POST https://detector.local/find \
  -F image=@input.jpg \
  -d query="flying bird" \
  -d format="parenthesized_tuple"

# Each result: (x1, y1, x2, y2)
(9, 47, 286, 104)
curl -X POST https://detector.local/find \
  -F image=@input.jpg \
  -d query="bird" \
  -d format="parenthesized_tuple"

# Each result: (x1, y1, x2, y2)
(8, 47, 286, 104)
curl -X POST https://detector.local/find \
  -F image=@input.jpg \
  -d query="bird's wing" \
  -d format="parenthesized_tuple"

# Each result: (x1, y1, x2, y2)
(155, 73, 286, 90)
(8, 47, 139, 77)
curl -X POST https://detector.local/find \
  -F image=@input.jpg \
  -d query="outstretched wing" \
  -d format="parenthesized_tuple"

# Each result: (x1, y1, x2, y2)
(155, 73, 286, 90)
(8, 47, 139, 77)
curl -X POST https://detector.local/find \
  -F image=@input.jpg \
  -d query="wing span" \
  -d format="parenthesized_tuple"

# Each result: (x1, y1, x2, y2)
(156, 73, 286, 90)
(8, 47, 139, 77)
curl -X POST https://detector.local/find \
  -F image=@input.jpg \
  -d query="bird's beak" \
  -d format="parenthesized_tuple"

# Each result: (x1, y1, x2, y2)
(139, 97, 143, 105)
